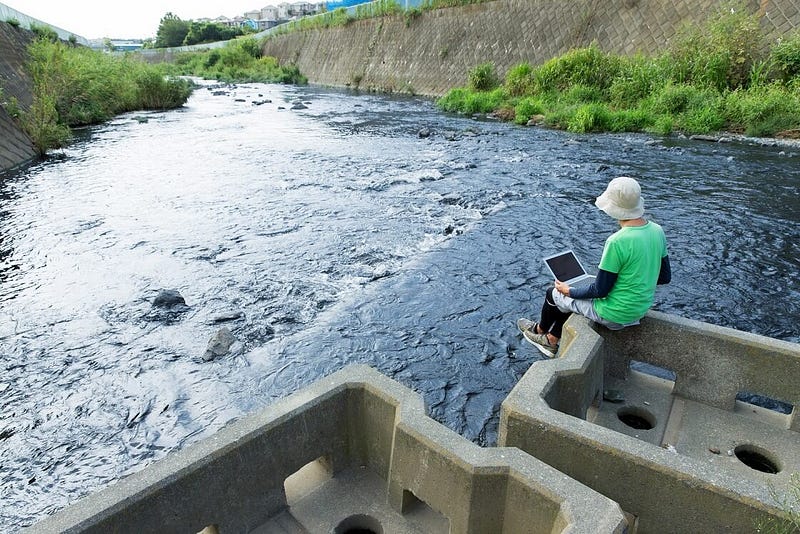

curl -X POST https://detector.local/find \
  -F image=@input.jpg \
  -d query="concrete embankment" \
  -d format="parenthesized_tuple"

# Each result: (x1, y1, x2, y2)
(3, 0, 800, 173)
(0, 21, 36, 173)
(261, 0, 800, 97)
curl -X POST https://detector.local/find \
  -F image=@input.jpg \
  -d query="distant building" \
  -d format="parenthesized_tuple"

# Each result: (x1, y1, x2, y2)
(288, 2, 318, 16)
(175, 3, 326, 34)
(111, 40, 144, 51)
(276, 3, 292, 20)
(212, 15, 234, 27)
(87, 38, 145, 51)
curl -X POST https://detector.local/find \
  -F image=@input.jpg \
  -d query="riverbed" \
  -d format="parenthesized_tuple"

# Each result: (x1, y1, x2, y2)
(1, 80, 798, 529)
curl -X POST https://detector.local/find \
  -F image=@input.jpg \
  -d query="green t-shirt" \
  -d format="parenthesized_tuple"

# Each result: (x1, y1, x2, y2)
(592, 221, 668, 324)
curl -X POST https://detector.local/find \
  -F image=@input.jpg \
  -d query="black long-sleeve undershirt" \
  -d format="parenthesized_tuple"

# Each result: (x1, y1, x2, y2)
(569, 255, 671, 300)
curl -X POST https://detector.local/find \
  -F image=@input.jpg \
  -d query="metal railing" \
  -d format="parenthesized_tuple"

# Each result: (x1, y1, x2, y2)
(133, 0, 429, 57)
(0, 2, 89, 46)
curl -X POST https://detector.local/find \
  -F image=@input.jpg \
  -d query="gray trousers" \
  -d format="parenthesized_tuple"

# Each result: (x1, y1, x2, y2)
(551, 290, 640, 331)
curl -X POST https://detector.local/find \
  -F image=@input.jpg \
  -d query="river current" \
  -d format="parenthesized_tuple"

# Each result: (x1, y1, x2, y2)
(1, 80, 799, 529)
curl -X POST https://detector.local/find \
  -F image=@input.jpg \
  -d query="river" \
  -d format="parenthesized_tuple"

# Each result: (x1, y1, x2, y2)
(1, 80, 798, 529)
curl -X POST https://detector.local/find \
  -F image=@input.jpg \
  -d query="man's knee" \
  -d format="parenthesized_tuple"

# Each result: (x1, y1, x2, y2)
(545, 287, 557, 306)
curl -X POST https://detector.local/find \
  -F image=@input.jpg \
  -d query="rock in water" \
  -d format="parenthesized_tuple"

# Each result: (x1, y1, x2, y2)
(203, 327, 235, 361)
(152, 289, 186, 308)
(212, 311, 243, 323)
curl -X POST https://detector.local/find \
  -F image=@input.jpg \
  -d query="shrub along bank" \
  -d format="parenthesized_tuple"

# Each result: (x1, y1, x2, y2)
(267, 0, 491, 36)
(1, 35, 192, 156)
(164, 37, 307, 85)
(1, 34, 308, 157)
(438, 5, 800, 138)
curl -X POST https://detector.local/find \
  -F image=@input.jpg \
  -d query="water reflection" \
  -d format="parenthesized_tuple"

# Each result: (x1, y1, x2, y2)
(1, 81, 798, 529)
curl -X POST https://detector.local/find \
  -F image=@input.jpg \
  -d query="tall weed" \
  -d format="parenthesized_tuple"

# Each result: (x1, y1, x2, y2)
(770, 32, 800, 82)
(468, 62, 499, 92)
(168, 39, 307, 84)
(514, 96, 544, 124)
(437, 88, 470, 113)
(609, 56, 665, 107)
(505, 63, 534, 97)
(19, 37, 192, 154)
(567, 103, 611, 133)
(724, 83, 800, 136)
(533, 45, 621, 95)
(462, 87, 504, 113)
(665, 1, 762, 90)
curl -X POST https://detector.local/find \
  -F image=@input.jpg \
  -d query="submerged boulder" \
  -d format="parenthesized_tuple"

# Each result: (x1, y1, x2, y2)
(145, 289, 190, 325)
(203, 327, 236, 361)
(152, 289, 186, 309)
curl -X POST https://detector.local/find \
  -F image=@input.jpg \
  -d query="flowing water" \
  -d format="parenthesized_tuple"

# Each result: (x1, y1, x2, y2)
(1, 80, 799, 529)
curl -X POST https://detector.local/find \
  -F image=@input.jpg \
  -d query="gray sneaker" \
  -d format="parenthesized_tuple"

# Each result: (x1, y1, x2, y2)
(516, 318, 538, 334)
(517, 318, 558, 357)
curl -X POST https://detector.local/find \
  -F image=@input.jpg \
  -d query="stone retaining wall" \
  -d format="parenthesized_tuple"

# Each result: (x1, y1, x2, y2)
(261, 0, 800, 97)
(0, 21, 36, 173)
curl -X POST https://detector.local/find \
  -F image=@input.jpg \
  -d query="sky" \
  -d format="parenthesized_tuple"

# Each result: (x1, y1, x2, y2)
(3, 0, 266, 40)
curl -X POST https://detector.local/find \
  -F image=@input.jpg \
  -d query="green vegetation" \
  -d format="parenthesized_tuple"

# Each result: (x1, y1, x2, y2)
(437, 4, 800, 138)
(29, 22, 58, 42)
(5, 18, 20, 28)
(757, 473, 800, 533)
(3, 37, 193, 155)
(166, 37, 307, 84)
(155, 12, 254, 48)
(268, 0, 492, 36)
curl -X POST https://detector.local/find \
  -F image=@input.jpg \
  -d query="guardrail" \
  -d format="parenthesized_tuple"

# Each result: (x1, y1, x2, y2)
(0, 2, 89, 46)
(133, 0, 429, 57)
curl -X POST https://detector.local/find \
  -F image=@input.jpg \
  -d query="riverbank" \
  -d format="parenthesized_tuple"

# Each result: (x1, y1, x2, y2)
(0, 21, 37, 173)
(261, 0, 800, 98)
(259, 0, 800, 140)
(2, 76, 799, 531)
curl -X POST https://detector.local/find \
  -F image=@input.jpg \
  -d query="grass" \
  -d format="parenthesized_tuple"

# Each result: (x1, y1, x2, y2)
(436, 2, 800, 138)
(757, 473, 800, 533)
(166, 37, 307, 84)
(0, 33, 310, 156)
(2, 36, 193, 155)
(266, 0, 494, 38)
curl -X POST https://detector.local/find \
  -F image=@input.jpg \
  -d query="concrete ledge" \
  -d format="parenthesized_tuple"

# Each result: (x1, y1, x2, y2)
(27, 365, 626, 534)
(499, 311, 800, 533)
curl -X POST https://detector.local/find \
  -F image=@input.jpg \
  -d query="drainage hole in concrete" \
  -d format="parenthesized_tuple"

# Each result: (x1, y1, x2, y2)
(617, 407, 655, 430)
(334, 514, 383, 534)
(734, 445, 781, 474)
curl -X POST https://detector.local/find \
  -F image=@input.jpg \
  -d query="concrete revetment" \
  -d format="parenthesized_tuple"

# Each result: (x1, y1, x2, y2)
(23, 310, 800, 533)
(26, 365, 626, 534)
(500, 311, 800, 533)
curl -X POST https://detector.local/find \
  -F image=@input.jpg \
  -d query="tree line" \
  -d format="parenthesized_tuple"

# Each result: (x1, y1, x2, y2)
(151, 13, 256, 48)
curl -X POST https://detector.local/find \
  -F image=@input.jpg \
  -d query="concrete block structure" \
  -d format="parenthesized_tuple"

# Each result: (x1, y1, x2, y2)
(27, 365, 626, 534)
(500, 311, 800, 533)
(261, 0, 800, 97)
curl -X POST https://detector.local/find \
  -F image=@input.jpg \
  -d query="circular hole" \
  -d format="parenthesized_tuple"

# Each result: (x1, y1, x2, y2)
(734, 445, 781, 474)
(333, 514, 383, 534)
(617, 407, 656, 430)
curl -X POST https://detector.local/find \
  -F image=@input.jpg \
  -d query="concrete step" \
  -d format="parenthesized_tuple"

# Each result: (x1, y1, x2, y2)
(252, 510, 308, 534)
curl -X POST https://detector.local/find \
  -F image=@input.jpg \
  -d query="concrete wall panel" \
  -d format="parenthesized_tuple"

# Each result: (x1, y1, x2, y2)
(28, 365, 627, 533)
(0, 21, 36, 173)
(500, 312, 800, 533)
(262, 0, 800, 97)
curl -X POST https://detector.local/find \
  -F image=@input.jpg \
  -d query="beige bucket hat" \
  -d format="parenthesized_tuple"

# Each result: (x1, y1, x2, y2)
(595, 176, 644, 220)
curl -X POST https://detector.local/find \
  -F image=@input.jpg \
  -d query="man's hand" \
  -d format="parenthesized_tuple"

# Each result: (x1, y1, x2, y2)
(554, 279, 570, 296)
